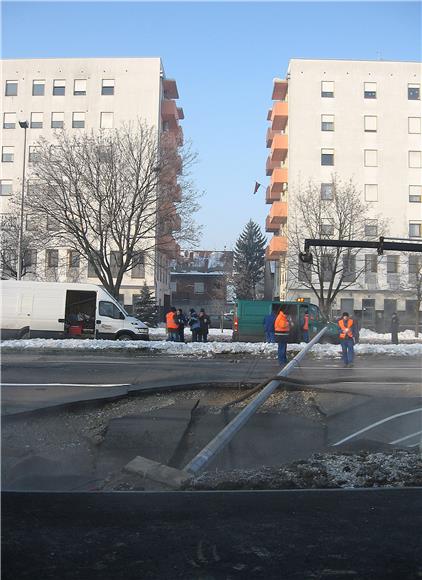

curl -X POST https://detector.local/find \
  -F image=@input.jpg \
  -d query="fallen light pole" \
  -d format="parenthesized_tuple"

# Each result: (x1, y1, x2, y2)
(183, 325, 328, 475)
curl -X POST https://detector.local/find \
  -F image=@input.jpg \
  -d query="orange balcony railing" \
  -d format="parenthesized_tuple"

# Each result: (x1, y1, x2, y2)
(265, 215, 279, 233)
(266, 155, 279, 176)
(266, 185, 280, 204)
(269, 201, 288, 225)
(270, 133, 288, 163)
(163, 79, 179, 100)
(272, 79, 288, 101)
(270, 167, 288, 194)
(271, 101, 288, 131)
(162, 99, 178, 120)
(265, 235, 288, 260)
(266, 128, 275, 148)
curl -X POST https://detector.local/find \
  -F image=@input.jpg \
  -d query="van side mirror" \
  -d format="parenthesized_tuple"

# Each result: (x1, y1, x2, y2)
(120, 312, 125, 320)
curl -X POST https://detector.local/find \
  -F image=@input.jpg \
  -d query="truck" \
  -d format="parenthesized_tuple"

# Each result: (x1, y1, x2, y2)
(0, 280, 149, 341)
(232, 299, 339, 343)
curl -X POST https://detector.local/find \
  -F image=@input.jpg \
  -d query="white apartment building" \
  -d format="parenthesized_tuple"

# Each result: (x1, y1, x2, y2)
(1, 57, 184, 311)
(265, 58, 422, 329)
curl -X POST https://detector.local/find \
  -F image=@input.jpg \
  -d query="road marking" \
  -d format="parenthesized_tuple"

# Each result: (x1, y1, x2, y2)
(0, 383, 130, 388)
(332, 408, 422, 446)
(390, 430, 422, 444)
(300, 366, 422, 370)
(407, 443, 421, 447)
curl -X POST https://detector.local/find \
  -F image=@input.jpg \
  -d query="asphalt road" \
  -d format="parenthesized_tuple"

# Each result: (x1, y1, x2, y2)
(3, 489, 422, 580)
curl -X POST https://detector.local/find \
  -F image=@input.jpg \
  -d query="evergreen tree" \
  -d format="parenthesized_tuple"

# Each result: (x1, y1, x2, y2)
(233, 220, 266, 300)
(134, 283, 158, 326)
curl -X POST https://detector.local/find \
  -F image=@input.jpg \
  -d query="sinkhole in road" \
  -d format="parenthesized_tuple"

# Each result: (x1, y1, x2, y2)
(2, 384, 421, 491)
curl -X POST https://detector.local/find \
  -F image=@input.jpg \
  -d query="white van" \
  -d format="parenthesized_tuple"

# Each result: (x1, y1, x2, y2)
(0, 280, 149, 341)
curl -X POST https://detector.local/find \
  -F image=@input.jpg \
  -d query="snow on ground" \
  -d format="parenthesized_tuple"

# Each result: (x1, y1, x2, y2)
(148, 326, 233, 342)
(359, 328, 422, 342)
(2, 337, 422, 357)
(185, 450, 422, 490)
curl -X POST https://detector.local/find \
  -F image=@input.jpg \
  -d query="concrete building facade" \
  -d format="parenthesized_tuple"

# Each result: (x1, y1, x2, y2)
(1, 57, 184, 310)
(265, 58, 422, 329)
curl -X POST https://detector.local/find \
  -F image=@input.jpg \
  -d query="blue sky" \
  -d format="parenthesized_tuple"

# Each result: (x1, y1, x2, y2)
(2, 1, 421, 249)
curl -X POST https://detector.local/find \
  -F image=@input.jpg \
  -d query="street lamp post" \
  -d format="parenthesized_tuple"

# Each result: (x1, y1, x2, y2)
(17, 120, 29, 281)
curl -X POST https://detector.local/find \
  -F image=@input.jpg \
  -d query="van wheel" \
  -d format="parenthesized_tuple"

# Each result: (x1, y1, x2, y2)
(116, 332, 133, 341)
(19, 328, 30, 340)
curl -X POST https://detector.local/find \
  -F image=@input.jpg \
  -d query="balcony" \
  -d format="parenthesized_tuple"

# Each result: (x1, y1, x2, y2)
(266, 128, 275, 148)
(271, 101, 288, 131)
(266, 155, 279, 176)
(265, 215, 279, 233)
(159, 234, 179, 259)
(269, 201, 288, 225)
(265, 235, 287, 260)
(163, 79, 179, 100)
(270, 133, 288, 163)
(177, 107, 184, 120)
(270, 167, 288, 194)
(266, 185, 280, 204)
(162, 99, 178, 120)
(271, 79, 288, 101)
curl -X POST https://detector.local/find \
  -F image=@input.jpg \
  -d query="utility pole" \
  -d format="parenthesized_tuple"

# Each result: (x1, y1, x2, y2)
(17, 120, 29, 280)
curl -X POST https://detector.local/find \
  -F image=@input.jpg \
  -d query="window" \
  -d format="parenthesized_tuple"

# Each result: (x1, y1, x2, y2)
(298, 259, 311, 282)
(27, 180, 40, 196)
(53, 80, 65, 96)
(74, 79, 87, 96)
(30, 112, 43, 129)
(28, 146, 40, 162)
(408, 84, 420, 100)
(409, 185, 422, 203)
(72, 112, 85, 128)
(68, 250, 80, 269)
(46, 249, 59, 268)
(364, 149, 378, 167)
(23, 249, 37, 270)
(365, 219, 378, 237)
(342, 254, 356, 282)
(321, 148, 334, 166)
(47, 216, 60, 231)
(387, 255, 399, 274)
(321, 254, 334, 282)
(100, 112, 114, 129)
(365, 254, 378, 273)
(321, 114, 334, 131)
(409, 255, 422, 276)
(110, 251, 122, 277)
(2, 146, 14, 162)
(101, 79, 115, 95)
(409, 222, 422, 238)
(3, 112, 16, 129)
(408, 117, 421, 134)
(364, 82, 377, 99)
(409, 151, 422, 168)
(5, 80, 18, 96)
(194, 282, 205, 294)
(170, 281, 177, 292)
(0, 180, 13, 195)
(32, 80, 45, 96)
(364, 116, 377, 132)
(320, 220, 334, 236)
(131, 252, 145, 278)
(26, 214, 38, 231)
(99, 301, 124, 319)
(51, 112, 64, 129)
(320, 183, 333, 200)
(321, 81, 334, 97)
(365, 184, 378, 202)
(0, 214, 17, 230)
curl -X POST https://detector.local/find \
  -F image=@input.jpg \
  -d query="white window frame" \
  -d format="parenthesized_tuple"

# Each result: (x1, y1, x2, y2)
(32, 80, 45, 96)
(30, 112, 43, 129)
(51, 112, 64, 129)
(5, 80, 18, 96)
(0, 180, 13, 196)
(53, 79, 65, 95)
(28, 146, 40, 163)
(74, 79, 87, 96)
(409, 222, 422, 238)
(364, 184, 378, 202)
(321, 148, 334, 166)
(408, 117, 421, 134)
(320, 183, 333, 200)
(321, 114, 334, 131)
(364, 149, 378, 167)
(72, 112, 86, 129)
(364, 115, 377, 132)
(194, 282, 205, 294)
(101, 79, 115, 95)
(364, 82, 377, 99)
(409, 185, 422, 203)
(100, 112, 114, 129)
(365, 219, 378, 237)
(409, 151, 422, 168)
(321, 81, 334, 97)
(3, 112, 16, 129)
(2, 146, 14, 162)
(408, 83, 420, 100)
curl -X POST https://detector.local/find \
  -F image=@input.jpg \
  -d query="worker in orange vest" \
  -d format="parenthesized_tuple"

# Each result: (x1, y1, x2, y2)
(338, 311, 356, 367)
(166, 307, 179, 342)
(301, 309, 310, 343)
(274, 307, 291, 366)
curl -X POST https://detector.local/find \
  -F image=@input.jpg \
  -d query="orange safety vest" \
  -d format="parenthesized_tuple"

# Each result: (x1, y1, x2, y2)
(303, 314, 309, 331)
(338, 318, 353, 339)
(275, 311, 290, 334)
(166, 311, 179, 330)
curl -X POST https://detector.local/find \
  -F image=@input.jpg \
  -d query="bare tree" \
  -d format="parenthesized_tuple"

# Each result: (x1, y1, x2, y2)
(0, 211, 43, 279)
(288, 177, 387, 317)
(403, 254, 422, 337)
(25, 121, 201, 298)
